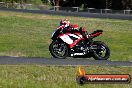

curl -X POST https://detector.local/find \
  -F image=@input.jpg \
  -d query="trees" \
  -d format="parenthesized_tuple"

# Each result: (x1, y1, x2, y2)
(83, 0, 105, 9)
(111, 0, 123, 10)
(122, 0, 132, 9)
(49, 0, 59, 6)
(50, 0, 60, 11)
(0, 0, 131, 10)
(26, 0, 43, 5)
(41, 0, 49, 5)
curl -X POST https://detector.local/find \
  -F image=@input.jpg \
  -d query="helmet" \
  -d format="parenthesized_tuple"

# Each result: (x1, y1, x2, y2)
(60, 19, 70, 26)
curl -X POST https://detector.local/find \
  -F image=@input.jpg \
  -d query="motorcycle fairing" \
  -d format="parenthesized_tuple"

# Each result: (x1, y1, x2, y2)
(59, 34, 74, 44)
(69, 38, 84, 48)
(58, 33, 84, 48)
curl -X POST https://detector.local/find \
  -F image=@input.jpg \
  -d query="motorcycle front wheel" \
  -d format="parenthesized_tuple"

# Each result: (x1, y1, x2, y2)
(49, 40, 69, 59)
(91, 41, 110, 60)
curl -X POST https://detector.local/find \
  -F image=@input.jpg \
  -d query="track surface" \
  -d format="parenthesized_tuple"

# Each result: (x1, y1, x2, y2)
(0, 8, 132, 20)
(0, 56, 132, 66)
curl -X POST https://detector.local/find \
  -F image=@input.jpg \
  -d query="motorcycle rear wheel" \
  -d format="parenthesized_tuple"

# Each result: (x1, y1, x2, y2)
(92, 41, 110, 60)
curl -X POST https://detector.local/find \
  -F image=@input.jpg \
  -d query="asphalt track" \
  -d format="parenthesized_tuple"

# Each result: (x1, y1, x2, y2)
(0, 56, 132, 66)
(0, 8, 132, 20)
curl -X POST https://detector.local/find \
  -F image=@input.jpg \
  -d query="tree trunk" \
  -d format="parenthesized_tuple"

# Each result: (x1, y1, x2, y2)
(55, 0, 60, 11)
(20, 0, 27, 9)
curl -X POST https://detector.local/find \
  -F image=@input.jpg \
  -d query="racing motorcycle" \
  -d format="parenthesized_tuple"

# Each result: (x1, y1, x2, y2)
(49, 27, 110, 60)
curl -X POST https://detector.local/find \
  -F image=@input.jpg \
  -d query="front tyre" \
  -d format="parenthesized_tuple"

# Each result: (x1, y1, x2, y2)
(49, 40, 69, 59)
(92, 41, 110, 60)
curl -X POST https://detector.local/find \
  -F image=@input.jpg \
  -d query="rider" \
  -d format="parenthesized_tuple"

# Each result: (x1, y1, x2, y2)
(57, 19, 78, 32)
(57, 19, 88, 38)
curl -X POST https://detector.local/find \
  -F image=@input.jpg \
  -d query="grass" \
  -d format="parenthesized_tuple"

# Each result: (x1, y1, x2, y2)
(0, 65, 131, 88)
(0, 12, 132, 87)
(0, 11, 132, 61)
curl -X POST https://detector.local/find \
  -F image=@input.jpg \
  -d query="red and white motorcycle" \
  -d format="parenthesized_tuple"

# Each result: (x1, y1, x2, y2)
(49, 26, 110, 60)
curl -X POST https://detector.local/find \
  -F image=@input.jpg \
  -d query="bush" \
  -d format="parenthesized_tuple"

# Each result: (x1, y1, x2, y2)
(41, 0, 49, 4)
(27, 0, 43, 5)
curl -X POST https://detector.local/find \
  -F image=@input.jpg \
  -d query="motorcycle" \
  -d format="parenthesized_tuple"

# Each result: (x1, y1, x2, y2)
(49, 27, 110, 60)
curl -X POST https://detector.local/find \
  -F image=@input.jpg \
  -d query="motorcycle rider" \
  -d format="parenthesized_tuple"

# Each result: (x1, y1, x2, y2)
(57, 19, 88, 39)
(50, 19, 110, 59)
(57, 19, 78, 32)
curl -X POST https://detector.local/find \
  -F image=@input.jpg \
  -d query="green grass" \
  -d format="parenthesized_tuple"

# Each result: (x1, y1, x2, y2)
(0, 65, 131, 88)
(0, 11, 132, 61)
(0, 12, 131, 87)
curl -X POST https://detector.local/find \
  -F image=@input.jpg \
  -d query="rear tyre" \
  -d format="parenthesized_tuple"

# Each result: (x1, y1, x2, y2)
(92, 41, 110, 60)
(49, 40, 69, 59)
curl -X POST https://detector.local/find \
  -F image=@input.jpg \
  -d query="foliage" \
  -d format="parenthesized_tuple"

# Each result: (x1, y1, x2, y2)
(50, 0, 132, 10)
(122, 0, 132, 9)
(41, 0, 49, 4)
(26, 0, 42, 5)
(0, 0, 16, 3)
(0, 0, 132, 10)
